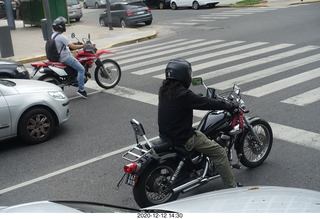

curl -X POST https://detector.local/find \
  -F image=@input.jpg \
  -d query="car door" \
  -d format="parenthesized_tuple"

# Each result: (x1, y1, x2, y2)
(0, 90, 11, 139)
(110, 4, 123, 26)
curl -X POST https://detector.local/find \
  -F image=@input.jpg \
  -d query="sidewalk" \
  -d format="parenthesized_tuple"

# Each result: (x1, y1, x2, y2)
(0, 0, 319, 63)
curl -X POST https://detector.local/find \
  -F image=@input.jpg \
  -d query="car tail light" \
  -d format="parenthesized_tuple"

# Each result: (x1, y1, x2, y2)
(126, 11, 134, 16)
(124, 163, 138, 173)
(147, 8, 151, 12)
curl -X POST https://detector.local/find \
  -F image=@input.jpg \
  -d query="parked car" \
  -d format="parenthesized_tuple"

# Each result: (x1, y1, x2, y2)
(99, 1, 153, 28)
(0, 58, 30, 79)
(0, 1, 6, 19)
(143, 0, 171, 9)
(0, 79, 69, 144)
(67, 0, 83, 22)
(0, 186, 320, 212)
(170, 0, 219, 10)
(83, 0, 106, 8)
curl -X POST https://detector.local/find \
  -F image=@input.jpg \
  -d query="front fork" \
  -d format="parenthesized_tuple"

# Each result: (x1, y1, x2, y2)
(95, 58, 110, 78)
(243, 116, 263, 146)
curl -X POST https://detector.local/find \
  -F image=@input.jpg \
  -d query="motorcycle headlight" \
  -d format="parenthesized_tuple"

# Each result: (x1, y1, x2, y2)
(48, 91, 67, 100)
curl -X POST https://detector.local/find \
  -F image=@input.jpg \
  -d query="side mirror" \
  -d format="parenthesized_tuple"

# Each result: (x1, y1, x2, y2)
(192, 77, 203, 86)
(71, 33, 75, 38)
(233, 84, 240, 95)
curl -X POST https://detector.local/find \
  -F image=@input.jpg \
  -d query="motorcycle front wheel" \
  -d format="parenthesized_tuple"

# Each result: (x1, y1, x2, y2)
(133, 161, 180, 208)
(94, 59, 121, 89)
(238, 119, 273, 168)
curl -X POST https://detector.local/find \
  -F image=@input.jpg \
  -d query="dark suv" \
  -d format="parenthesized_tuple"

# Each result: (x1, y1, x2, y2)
(0, 1, 6, 19)
(99, 1, 153, 28)
(0, 59, 30, 79)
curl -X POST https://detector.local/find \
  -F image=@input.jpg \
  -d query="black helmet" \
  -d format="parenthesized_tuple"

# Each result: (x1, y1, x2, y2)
(52, 16, 67, 32)
(165, 59, 192, 88)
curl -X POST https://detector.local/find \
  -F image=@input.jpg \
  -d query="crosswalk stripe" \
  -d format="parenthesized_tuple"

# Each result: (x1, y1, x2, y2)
(120, 40, 223, 71)
(152, 42, 272, 78)
(83, 83, 320, 150)
(210, 49, 320, 90)
(116, 39, 205, 64)
(154, 43, 295, 79)
(112, 39, 186, 59)
(129, 40, 244, 74)
(281, 87, 320, 106)
(243, 68, 320, 97)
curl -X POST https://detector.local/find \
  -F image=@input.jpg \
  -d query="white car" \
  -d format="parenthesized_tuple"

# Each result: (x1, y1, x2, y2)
(0, 79, 69, 144)
(67, 0, 83, 22)
(83, 0, 107, 8)
(170, 0, 219, 10)
(0, 186, 319, 213)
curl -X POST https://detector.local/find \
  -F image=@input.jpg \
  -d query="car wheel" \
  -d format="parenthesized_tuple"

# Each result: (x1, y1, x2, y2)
(18, 108, 55, 144)
(145, 20, 152, 25)
(171, 2, 177, 10)
(120, 19, 127, 28)
(192, 1, 200, 9)
(99, 18, 106, 26)
(83, 2, 88, 8)
(95, 2, 99, 8)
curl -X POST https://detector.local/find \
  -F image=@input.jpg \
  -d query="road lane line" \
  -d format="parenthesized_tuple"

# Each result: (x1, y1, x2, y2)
(281, 87, 320, 106)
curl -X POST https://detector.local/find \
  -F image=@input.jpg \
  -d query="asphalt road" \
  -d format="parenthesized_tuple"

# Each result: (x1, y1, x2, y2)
(0, 3, 319, 209)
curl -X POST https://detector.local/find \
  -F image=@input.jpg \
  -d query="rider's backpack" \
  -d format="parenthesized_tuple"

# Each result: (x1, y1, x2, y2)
(45, 33, 64, 62)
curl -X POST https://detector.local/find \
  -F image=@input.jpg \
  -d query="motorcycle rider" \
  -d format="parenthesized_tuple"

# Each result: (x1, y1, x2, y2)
(51, 17, 88, 99)
(158, 58, 239, 188)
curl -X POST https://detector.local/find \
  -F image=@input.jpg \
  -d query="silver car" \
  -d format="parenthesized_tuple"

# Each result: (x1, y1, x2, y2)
(0, 79, 69, 144)
(83, 0, 107, 8)
(0, 186, 319, 212)
(67, 0, 83, 21)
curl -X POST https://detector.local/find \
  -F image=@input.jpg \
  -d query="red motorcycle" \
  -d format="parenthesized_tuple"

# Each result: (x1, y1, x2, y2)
(31, 33, 121, 89)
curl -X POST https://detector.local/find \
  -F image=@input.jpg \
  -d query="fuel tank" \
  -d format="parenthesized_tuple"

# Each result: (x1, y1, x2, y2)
(197, 110, 231, 136)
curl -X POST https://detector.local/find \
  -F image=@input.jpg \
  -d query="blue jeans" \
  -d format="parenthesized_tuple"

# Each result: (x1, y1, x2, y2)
(63, 55, 85, 91)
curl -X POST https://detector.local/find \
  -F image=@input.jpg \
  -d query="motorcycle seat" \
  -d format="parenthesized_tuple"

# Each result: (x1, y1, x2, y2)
(150, 138, 174, 153)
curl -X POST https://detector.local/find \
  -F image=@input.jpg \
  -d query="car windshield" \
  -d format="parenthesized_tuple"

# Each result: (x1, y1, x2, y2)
(67, 0, 79, 6)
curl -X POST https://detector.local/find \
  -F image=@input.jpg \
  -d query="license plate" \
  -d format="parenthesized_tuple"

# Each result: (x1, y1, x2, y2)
(125, 174, 137, 187)
(136, 11, 145, 15)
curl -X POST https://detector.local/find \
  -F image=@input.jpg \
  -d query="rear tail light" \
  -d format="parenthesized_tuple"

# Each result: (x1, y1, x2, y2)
(126, 11, 134, 16)
(124, 163, 138, 173)
(147, 8, 151, 12)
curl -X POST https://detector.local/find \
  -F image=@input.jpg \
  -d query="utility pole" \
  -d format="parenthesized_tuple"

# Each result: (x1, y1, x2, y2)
(4, 0, 15, 30)
(43, 0, 53, 38)
(106, 0, 113, 30)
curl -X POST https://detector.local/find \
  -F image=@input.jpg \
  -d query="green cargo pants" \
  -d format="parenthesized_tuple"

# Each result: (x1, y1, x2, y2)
(185, 130, 236, 188)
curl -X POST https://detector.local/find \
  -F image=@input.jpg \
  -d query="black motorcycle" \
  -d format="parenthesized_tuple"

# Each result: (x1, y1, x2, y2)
(118, 77, 273, 208)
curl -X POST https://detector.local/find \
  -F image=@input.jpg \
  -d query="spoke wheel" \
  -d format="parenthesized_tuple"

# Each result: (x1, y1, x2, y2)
(94, 59, 121, 89)
(238, 119, 273, 168)
(133, 162, 180, 208)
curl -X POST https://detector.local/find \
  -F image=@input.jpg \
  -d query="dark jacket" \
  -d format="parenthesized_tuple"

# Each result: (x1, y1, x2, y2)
(158, 85, 232, 146)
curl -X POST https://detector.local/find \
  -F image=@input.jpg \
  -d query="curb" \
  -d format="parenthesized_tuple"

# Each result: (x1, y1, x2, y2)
(15, 30, 158, 64)
(226, 0, 320, 7)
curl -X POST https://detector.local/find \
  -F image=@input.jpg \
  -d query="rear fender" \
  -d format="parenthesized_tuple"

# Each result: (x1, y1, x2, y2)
(30, 62, 47, 68)
(97, 50, 115, 56)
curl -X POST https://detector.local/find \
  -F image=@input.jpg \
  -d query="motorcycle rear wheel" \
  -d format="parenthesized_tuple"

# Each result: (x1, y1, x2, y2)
(38, 75, 61, 86)
(238, 119, 273, 168)
(133, 161, 180, 208)
(94, 59, 121, 89)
